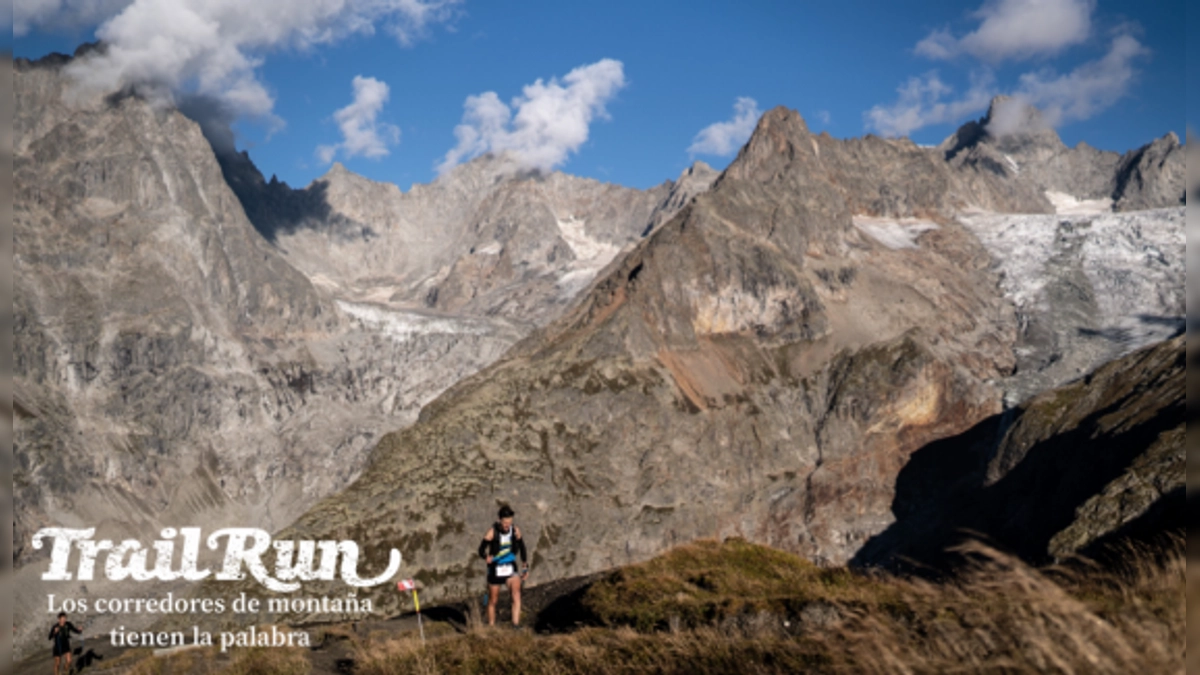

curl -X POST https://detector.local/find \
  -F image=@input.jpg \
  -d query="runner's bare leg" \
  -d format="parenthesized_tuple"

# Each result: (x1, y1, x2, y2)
(508, 575, 522, 626)
(487, 584, 500, 626)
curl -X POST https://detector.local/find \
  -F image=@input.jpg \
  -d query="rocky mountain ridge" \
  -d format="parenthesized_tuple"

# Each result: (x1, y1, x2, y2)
(939, 95, 1184, 213)
(202, 106, 1182, 629)
(217, 142, 717, 328)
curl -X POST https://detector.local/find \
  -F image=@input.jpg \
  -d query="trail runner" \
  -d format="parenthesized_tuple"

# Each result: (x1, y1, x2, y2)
(478, 505, 529, 628)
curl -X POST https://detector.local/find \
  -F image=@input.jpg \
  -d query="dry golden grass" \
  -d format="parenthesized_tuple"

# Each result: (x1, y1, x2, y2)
(213, 646, 311, 675)
(95, 539, 1180, 674)
(351, 537, 1183, 675)
(122, 649, 199, 675)
(820, 540, 1184, 674)
(581, 537, 902, 631)
(105, 644, 309, 675)
(353, 626, 828, 675)
(88, 647, 153, 672)
(1184, 539, 1200, 675)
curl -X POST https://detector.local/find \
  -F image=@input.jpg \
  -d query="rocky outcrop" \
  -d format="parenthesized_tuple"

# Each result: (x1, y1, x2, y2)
(1, 55, 14, 583)
(940, 96, 1184, 214)
(1112, 132, 1186, 211)
(644, 161, 719, 234)
(853, 335, 1183, 568)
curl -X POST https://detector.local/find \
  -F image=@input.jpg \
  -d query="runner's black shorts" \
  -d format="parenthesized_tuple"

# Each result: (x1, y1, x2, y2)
(487, 567, 520, 586)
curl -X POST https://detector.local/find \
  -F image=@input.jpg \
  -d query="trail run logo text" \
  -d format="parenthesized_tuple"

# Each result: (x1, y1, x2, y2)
(32, 527, 402, 592)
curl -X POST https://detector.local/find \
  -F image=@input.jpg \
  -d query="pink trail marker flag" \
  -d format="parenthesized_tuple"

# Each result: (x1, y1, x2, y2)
(397, 579, 425, 644)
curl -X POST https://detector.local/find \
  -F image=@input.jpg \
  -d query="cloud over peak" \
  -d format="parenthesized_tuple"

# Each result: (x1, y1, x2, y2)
(316, 76, 400, 164)
(57, 0, 459, 120)
(438, 58, 626, 175)
(865, 73, 995, 138)
(12, 0, 135, 37)
(688, 97, 761, 157)
(867, 0, 1146, 138)
(915, 0, 1094, 62)
(1012, 33, 1147, 129)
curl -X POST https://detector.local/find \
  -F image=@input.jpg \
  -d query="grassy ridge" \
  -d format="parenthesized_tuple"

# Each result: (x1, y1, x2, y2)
(578, 537, 903, 631)
(101, 538, 1182, 674)
(352, 537, 1183, 674)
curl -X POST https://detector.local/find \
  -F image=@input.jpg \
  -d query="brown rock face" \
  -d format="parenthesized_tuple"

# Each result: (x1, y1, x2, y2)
(853, 335, 1184, 569)
(14, 52, 337, 559)
(206, 107, 1026, 625)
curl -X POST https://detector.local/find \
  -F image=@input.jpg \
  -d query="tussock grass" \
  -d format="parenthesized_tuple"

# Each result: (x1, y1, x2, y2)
(89, 647, 153, 672)
(354, 537, 1183, 674)
(353, 627, 828, 675)
(821, 540, 1184, 673)
(581, 537, 901, 631)
(215, 646, 312, 675)
(1188, 545, 1200, 675)
(116, 645, 310, 675)
(117, 647, 220, 675)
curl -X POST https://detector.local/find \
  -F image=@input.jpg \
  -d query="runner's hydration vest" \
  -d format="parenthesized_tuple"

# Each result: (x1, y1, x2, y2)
(494, 526, 517, 566)
(479, 522, 526, 572)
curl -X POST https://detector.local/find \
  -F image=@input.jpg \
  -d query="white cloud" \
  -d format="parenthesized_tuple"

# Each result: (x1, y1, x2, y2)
(316, 76, 400, 164)
(687, 97, 760, 157)
(1011, 33, 1147, 129)
(982, 33, 1147, 137)
(59, 0, 460, 120)
(10, 0, 134, 36)
(438, 58, 626, 175)
(916, 0, 1094, 62)
(869, 2, 1147, 139)
(865, 72, 996, 138)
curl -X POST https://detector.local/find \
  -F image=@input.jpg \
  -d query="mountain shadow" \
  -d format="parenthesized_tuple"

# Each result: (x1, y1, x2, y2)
(852, 336, 1184, 573)
(216, 151, 375, 243)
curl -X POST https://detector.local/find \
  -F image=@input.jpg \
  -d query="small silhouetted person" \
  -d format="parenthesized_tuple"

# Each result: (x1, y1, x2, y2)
(49, 612, 82, 675)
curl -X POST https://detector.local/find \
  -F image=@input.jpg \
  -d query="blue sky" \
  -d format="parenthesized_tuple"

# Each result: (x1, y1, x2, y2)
(10, 0, 1190, 191)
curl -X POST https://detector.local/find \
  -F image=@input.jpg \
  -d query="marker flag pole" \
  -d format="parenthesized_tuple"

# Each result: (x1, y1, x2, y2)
(398, 580, 425, 646)
(414, 589, 425, 645)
